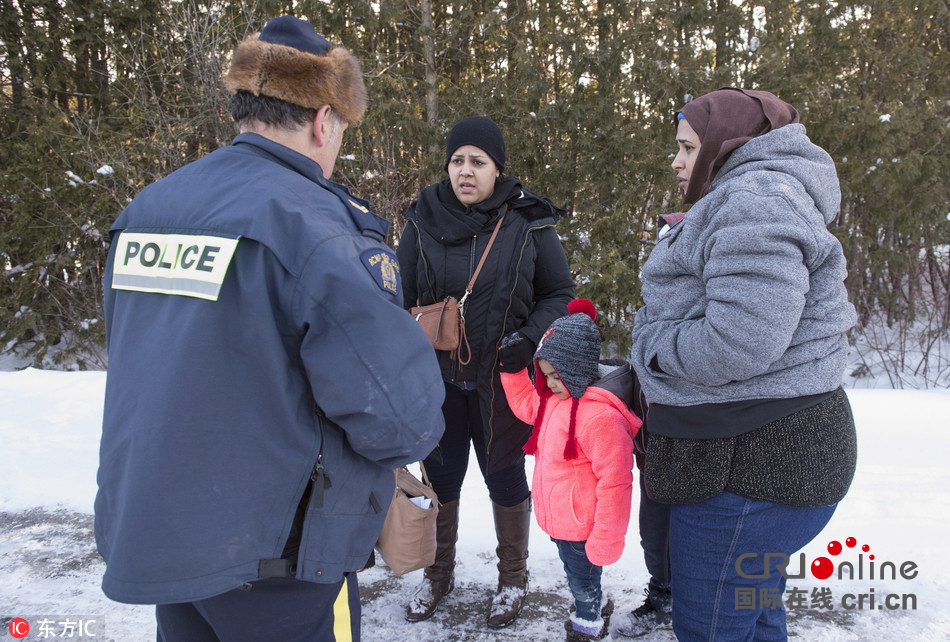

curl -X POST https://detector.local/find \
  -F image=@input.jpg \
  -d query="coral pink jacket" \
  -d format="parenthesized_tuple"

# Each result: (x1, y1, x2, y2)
(501, 369, 642, 566)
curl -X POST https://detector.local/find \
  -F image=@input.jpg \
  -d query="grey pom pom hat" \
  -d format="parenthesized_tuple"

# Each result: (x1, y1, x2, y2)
(534, 300, 601, 399)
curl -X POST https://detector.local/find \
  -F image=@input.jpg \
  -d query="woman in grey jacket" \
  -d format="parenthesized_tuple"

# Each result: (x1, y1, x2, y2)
(629, 88, 858, 641)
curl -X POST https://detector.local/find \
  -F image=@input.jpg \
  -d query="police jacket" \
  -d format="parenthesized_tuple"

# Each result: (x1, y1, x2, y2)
(397, 176, 574, 472)
(96, 133, 445, 605)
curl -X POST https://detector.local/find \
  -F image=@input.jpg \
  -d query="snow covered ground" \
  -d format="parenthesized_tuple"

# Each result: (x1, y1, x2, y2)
(1, 367, 949, 641)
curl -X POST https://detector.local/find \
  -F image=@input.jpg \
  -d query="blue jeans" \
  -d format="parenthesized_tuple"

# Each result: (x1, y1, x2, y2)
(669, 492, 836, 641)
(554, 538, 603, 622)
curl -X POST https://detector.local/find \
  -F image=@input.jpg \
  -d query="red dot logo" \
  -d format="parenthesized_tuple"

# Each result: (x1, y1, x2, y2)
(827, 540, 842, 555)
(846, 537, 857, 548)
(811, 556, 834, 580)
(9, 618, 30, 639)
(862, 544, 870, 552)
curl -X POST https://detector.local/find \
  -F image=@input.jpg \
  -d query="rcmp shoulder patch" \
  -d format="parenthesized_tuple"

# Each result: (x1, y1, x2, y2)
(360, 248, 401, 297)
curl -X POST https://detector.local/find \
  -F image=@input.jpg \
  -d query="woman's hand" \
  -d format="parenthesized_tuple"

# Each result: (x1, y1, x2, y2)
(497, 332, 535, 372)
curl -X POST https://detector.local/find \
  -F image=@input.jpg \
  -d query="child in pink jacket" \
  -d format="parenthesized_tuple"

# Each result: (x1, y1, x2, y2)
(500, 299, 642, 641)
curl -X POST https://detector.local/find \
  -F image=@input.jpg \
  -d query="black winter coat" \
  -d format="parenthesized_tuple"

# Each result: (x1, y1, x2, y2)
(397, 176, 575, 472)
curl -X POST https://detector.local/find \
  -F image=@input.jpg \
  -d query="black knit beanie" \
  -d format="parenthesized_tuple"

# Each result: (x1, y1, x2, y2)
(534, 299, 601, 399)
(444, 116, 506, 173)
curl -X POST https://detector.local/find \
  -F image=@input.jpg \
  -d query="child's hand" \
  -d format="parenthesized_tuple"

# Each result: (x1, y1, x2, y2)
(586, 536, 624, 567)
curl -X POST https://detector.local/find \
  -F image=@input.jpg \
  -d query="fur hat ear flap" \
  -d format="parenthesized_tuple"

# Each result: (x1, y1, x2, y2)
(225, 17, 367, 126)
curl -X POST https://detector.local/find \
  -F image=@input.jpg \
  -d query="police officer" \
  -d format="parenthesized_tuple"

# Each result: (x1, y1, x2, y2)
(95, 16, 445, 641)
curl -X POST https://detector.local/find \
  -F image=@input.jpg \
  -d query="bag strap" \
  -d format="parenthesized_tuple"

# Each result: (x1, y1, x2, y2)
(396, 462, 435, 490)
(418, 461, 432, 487)
(451, 211, 504, 367)
(454, 316, 472, 366)
(458, 209, 506, 316)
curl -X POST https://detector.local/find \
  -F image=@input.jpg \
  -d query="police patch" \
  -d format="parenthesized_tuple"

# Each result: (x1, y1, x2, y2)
(111, 231, 239, 301)
(360, 248, 400, 296)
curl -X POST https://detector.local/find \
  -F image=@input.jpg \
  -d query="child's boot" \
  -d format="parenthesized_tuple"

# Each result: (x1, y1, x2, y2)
(565, 598, 613, 641)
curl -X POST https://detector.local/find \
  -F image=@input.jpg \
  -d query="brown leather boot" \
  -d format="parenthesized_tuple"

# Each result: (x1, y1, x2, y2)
(405, 499, 459, 622)
(487, 497, 531, 628)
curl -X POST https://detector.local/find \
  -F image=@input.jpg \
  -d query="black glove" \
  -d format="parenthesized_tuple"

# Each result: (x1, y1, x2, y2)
(497, 332, 535, 373)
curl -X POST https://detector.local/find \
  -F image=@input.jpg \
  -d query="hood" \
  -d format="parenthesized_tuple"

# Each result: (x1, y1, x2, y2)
(586, 360, 642, 437)
(710, 123, 842, 224)
(591, 360, 635, 407)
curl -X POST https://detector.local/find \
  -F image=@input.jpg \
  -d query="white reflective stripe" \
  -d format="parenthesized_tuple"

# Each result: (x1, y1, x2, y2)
(112, 274, 225, 298)
(112, 232, 240, 302)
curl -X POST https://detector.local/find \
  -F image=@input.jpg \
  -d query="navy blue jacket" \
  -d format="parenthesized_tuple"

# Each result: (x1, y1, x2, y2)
(96, 133, 445, 604)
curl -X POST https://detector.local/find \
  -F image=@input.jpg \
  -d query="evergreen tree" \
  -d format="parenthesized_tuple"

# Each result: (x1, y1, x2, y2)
(1, 0, 947, 370)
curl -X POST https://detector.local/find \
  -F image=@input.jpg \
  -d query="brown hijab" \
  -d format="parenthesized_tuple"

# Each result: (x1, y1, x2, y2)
(678, 87, 800, 204)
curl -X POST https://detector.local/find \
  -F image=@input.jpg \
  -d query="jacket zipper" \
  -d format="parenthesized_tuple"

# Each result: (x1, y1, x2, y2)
(468, 235, 477, 282)
(450, 234, 478, 382)
(310, 408, 331, 509)
(311, 451, 331, 508)
(486, 222, 555, 459)
(411, 219, 436, 303)
(283, 415, 328, 570)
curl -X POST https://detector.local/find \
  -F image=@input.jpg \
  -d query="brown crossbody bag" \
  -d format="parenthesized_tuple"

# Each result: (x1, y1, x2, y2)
(409, 214, 505, 365)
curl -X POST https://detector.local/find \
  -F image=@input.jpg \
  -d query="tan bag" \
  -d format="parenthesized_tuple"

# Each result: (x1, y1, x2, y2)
(409, 214, 505, 366)
(376, 463, 439, 575)
(410, 298, 470, 363)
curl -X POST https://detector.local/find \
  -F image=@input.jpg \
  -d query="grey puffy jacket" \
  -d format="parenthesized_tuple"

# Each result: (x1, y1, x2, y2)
(631, 123, 857, 407)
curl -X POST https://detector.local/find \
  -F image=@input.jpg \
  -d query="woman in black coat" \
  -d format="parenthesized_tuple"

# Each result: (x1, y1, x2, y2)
(397, 116, 575, 627)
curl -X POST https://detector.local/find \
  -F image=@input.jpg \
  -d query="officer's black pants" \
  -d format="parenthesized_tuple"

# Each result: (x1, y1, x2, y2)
(156, 573, 360, 642)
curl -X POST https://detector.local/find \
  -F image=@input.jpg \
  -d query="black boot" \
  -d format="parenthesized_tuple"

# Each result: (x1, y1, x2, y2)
(486, 497, 531, 628)
(613, 586, 672, 638)
(405, 499, 459, 622)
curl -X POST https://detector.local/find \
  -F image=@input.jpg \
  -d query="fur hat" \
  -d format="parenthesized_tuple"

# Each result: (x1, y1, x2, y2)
(444, 116, 506, 172)
(225, 16, 367, 126)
